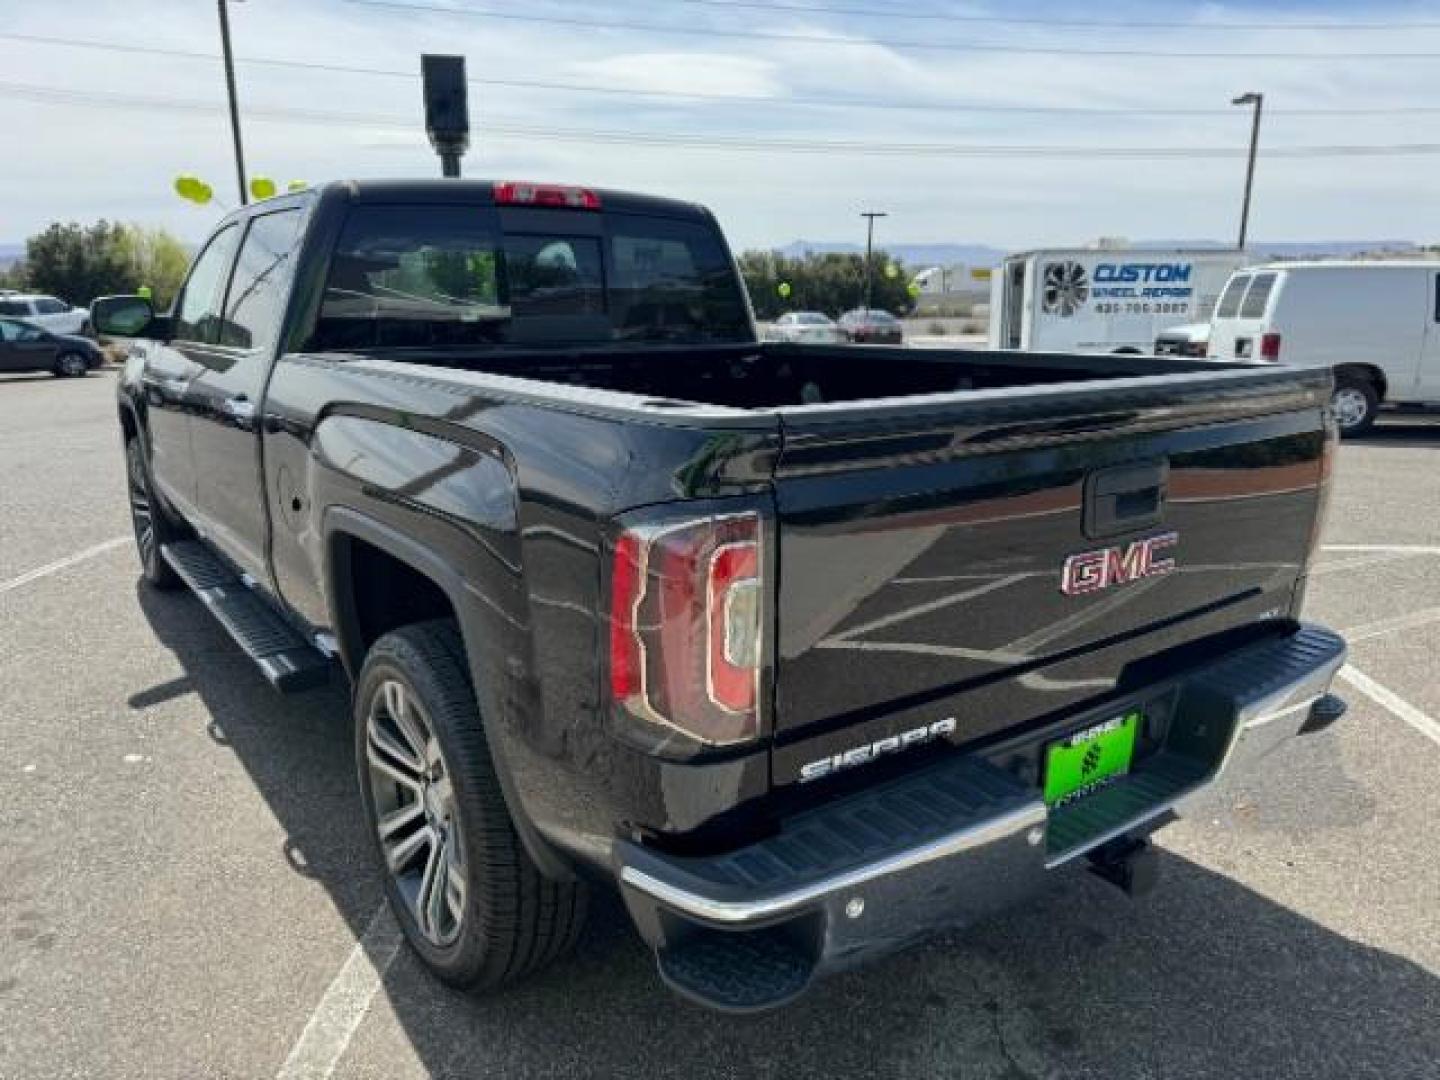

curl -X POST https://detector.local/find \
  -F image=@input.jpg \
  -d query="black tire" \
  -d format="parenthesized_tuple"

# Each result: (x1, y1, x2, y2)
(355, 620, 587, 991)
(1332, 377, 1379, 437)
(54, 351, 89, 378)
(125, 438, 182, 590)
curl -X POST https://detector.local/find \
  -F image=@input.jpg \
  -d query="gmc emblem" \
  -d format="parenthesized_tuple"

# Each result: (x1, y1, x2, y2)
(1061, 532, 1178, 596)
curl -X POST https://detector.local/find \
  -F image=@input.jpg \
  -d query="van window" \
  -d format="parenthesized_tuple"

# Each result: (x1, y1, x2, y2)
(1239, 272, 1277, 318)
(1434, 273, 1440, 322)
(1215, 274, 1250, 318)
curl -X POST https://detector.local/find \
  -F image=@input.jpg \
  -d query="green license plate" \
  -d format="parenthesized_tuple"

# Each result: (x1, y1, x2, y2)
(1043, 710, 1141, 806)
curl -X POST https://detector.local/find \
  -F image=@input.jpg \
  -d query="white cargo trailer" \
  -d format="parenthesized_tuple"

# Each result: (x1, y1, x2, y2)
(989, 248, 1249, 353)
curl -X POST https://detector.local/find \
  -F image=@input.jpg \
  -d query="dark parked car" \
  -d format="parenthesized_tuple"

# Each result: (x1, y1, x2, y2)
(96, 179, 1345, 1014)
(0, 317, 103, 376)
(838, 307, 904, 344)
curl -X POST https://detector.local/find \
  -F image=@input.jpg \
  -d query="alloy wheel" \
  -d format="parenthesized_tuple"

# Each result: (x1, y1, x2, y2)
(59, 353, 87, 377)
(127, 446, 156, 571)
(365, 679, 467, 947)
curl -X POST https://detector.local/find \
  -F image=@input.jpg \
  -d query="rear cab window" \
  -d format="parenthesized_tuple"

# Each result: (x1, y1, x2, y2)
(1215, 274, 1251, 319)
(308, 203, 751, 352)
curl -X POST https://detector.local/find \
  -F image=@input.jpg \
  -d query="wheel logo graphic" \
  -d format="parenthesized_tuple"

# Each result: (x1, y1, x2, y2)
(1042, 261, 1090, 317)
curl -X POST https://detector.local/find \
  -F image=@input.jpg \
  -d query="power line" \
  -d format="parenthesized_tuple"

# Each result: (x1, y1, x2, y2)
(650, 0, 1440, 32)
(339, 0, 1440, 59)
(7, 80, 1440, 160)
(5, 32, 1440, 118)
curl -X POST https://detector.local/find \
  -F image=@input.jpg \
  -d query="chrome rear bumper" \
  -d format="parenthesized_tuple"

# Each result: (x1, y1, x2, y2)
(616, 623, 1346, 1012)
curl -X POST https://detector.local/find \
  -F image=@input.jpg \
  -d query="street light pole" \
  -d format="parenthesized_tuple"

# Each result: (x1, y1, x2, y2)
(860, 210, 888, 310)
(218, 0, 248, 205)
(1232, 92, 1263, 250)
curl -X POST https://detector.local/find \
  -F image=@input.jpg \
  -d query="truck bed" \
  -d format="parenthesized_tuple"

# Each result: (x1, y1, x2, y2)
(345, 341, 1234, 411)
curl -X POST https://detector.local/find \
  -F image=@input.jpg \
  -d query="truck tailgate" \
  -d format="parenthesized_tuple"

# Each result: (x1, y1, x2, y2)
(769, 369, 1332, 787)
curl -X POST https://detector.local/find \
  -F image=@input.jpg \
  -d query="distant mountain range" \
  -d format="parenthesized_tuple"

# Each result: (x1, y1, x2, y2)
(776, 239, 1421, 268)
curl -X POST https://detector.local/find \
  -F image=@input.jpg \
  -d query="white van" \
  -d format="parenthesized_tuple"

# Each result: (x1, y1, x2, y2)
(1207, 261, 1440, 434)
(989, 248, 1248, 354)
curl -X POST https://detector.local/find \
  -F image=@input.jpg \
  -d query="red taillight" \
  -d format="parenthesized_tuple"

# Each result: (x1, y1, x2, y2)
(609, 514, 763, 745)
(609, 532, 644, 701)
(1259, 332, 1282, 361)
(493, 181, 600, 210)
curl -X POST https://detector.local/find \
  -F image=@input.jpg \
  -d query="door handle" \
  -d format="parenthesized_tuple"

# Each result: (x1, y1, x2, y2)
(1084, 460, 1168, 538)
(223, 395, 257, 422)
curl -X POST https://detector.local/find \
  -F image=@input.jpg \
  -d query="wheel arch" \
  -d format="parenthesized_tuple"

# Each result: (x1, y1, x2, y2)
(322, 507, 576, 882)
(1334, 362, 1388, 402)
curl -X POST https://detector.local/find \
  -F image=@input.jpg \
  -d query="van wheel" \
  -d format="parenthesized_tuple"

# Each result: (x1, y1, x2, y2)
(1332, 378, 1378, 436)
(355, 620, 587, 991)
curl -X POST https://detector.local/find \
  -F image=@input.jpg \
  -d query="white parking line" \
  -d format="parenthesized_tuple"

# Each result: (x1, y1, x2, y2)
(276, 904, 404, 1080)
(1342, 605, 1440, 643)
(1339, 664, 1440, 751)
(1322, 544, 1440, 556)
(0, 536, 129, 597)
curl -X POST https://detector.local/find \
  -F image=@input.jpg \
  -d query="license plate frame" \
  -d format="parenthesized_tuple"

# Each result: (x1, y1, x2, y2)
(1043, 709, 1142, 807)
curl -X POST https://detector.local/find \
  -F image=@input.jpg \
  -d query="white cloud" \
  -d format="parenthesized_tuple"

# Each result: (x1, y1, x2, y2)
(568, 52, 784, 98)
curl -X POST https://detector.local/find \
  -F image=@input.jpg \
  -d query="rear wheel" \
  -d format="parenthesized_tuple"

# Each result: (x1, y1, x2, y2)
(1332, 377, 1379, 436)
(55, 352, 89, 378)
(356, 620, 587, 991)
(126, 438, 182, 590)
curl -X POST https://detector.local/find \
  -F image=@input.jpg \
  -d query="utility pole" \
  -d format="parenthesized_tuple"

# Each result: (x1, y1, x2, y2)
(217, 0, 248, 204)
(1232, 92, 1264, 250)
(860, 210, 888, 310)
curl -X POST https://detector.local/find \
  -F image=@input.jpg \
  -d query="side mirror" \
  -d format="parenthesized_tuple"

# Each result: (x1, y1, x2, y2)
(91, 295, 165, 339)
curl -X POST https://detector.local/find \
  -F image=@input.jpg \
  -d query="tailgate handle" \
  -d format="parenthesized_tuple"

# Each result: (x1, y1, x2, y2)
(1085, 460, 1168, 538)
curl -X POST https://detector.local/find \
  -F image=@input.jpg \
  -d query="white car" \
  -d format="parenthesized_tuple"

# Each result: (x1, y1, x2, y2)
(1207, 261, 1440, 435)
(0, 292, 91, 336)
(768, 311, 844, 344)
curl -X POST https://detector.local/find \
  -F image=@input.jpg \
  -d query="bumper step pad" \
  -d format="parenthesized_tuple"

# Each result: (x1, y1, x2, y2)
(657, 926, 812, 1013)
(161, 541, 332, 693)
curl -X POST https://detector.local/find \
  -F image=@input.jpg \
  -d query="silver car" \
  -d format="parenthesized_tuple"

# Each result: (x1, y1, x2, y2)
(769, 311, 844, 344)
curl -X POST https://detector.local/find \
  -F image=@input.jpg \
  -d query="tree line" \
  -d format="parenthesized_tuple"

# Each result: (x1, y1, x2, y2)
(0, 221, 191, 309)
(736, 250, 916, 321)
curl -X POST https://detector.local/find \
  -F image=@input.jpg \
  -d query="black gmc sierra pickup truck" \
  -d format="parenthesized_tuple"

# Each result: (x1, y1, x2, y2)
(96, 179, 1348, 1013)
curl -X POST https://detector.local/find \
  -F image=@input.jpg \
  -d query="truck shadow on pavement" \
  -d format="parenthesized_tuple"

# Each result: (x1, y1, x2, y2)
(133, 583, 1440, 1080)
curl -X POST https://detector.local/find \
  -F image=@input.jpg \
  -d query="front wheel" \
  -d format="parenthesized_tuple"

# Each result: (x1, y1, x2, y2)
(126, 438, 182, 590)
(355, 620, 586, 991)
(1332, 378, 1379, 436)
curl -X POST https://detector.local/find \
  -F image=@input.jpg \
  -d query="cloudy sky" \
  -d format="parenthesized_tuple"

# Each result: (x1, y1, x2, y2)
(3, 0, 1439, 251)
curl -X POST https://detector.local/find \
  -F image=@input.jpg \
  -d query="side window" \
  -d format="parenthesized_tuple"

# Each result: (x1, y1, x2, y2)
(1239, 272, 1277, 318)
(218, 209, 303, 351)
(1434, 273, 1440, 323)
(1215, 274, 1250, 318)
(34, 298, 68, 314)
(0, 319, 17, 341)
(0, 300, 28, 317)
(175, 225, 240, 343)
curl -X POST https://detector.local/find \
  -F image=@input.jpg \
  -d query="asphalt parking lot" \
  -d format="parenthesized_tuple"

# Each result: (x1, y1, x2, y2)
(3, 370, 1438, 1079)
